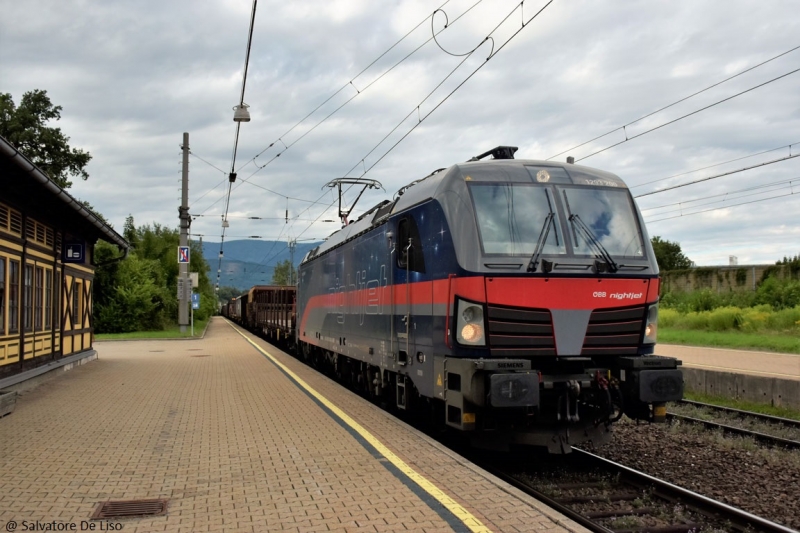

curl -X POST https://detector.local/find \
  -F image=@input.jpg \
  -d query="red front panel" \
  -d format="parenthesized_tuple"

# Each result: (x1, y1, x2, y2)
(485, 277, 655, 309)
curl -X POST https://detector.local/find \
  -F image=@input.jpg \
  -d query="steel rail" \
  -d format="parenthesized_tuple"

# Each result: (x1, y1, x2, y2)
(678, 399, 800, 428)
(482, 449, 796, 533)
(574, 449, 798, 533)
(482, 464, 613, 533)
(667, 413, 800, 450)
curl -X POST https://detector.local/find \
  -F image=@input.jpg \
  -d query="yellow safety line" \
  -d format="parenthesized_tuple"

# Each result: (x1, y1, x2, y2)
(229, 323, 492, 533)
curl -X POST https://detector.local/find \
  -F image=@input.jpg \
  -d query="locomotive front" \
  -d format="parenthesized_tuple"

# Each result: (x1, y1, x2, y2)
(423, 152, 683, 452)
(296, 147, 683, 453)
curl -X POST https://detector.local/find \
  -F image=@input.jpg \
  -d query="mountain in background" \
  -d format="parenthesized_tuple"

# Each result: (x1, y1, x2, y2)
(198, 239, 321, 291)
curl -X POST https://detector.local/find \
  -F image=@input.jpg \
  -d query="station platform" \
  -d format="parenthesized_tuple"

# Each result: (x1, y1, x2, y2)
(657, 344, 800, 381)
(0, 317, 587, 533)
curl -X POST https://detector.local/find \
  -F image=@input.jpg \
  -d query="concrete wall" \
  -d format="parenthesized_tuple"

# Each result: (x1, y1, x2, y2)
(682, 367, 800, 409)
(661, 263, 799, 294)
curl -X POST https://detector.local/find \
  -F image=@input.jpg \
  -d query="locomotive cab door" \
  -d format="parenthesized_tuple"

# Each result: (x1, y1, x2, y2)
(394, 215, 429, 368)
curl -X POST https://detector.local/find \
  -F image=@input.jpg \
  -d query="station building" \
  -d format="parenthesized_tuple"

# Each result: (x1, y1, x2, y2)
(0, 134, 128, 382)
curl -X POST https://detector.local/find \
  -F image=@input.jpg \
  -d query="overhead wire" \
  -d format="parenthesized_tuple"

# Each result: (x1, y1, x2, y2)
(210, 0, 492, 274)
(188, 151, 229, 205)
(279, 0, 556, 248)
(208, 8, 796, 274)
(238, 0, 456, 171)
(547, 43, 800, 162)
(212, 0, 550, 276)
(630, 141, 800, 189)
(574, 66, 800, 162)
(639, 177, 799, 215)
(634, 152, 800, 198)
(644, 187, 797, 223)
(215, 0, 258, 290)
(192, 0, 484, 220)
(206, 0, 488, 218)
(189, 151, 227, 175)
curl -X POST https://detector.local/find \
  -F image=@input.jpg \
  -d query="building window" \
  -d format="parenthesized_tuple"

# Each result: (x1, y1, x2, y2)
(0, 258, 5, 335)
(9, 260, 19, 333)
(23, 218, 51, 246)
(24, 264, 33, 331)
(73, 280, 81, 330)
(0, 203, 24, 236)
(45, 269, 52, 330)
(35, 267, 44, 331)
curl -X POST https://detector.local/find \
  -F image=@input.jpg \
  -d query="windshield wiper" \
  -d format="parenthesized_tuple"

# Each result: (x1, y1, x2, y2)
(527, 212, 556, 273)
(568, 214, 619, 273)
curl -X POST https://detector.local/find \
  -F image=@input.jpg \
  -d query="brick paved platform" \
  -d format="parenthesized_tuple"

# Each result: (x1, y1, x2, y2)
(0, 317, 588, 533)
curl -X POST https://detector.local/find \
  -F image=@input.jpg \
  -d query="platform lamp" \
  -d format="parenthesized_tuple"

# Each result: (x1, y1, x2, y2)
(233, 103, 251, 122)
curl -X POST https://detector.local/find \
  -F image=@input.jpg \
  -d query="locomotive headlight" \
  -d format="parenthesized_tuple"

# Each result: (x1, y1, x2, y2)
(456, 299, 486, 346)
(461, 323, 483, 343)
(644, 302, 658, 344)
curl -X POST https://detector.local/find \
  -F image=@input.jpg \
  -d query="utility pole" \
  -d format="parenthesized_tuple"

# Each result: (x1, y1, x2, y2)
(288, 239, 296, 286)
(179, 132, 191, 332)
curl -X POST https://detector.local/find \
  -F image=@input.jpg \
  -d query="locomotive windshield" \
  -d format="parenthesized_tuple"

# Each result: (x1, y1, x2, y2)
(468, 182, 644, 260)
(561, 187, 644, 259)
(469, 183, 566, 255)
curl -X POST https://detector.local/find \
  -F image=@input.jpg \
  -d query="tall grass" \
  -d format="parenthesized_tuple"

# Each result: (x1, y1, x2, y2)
(659, 305, 800, 333)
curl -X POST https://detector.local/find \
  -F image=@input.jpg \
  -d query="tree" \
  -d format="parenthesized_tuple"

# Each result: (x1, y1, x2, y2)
(123, 215, 139, 249)
(650, 236, 693, 271)
(218, 286, 243, 301)
(0, 89, 91, 188)
(93, 222, 219, 333)
(271, 260, 296, 286)
(94, 252, 166, 332)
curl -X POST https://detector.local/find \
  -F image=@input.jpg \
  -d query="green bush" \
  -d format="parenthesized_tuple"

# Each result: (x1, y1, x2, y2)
(680, 311, 709, 330)
(756, 278, 800, 310)
(658, 308, 680, 328)
(660, 289, 757, 313)
(739, 306, 771, 333)
(705, 306, 742, 331)
(766, 306, 800, 330)
(688, 289, 717, 312)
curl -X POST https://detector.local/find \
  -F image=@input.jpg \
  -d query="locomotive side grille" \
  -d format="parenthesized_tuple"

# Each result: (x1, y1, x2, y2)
(581, 305, 646, 355)
(486, 305, 555, 357)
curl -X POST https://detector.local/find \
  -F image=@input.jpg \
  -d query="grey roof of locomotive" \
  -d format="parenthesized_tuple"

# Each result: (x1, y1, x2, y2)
(301, 159, 631, 264)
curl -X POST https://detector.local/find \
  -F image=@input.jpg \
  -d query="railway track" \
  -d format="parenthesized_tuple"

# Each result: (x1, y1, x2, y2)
(668, 400, 800, 450)
(481, 448, 796, 533)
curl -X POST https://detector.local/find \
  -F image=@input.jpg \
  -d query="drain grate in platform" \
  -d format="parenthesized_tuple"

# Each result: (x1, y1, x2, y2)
(91, 499, 168, 519)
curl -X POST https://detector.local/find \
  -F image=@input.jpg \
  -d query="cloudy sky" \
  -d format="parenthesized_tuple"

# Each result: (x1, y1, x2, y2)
(2, 0, 799, 267)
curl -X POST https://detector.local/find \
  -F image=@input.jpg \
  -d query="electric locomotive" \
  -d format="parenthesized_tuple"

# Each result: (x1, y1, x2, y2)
(295, 146, 683, 453)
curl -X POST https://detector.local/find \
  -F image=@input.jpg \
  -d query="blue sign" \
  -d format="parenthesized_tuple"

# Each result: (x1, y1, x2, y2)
(178, 246, 190, 263)
(63, 242, 84, 263)
(191, 293, 200, 310)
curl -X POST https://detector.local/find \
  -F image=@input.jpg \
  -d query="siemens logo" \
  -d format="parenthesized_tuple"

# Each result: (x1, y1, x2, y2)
(497, 362, 526, 369)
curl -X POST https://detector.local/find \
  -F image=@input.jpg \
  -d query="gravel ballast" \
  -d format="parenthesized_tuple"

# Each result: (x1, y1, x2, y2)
(590, 418, 800, 530)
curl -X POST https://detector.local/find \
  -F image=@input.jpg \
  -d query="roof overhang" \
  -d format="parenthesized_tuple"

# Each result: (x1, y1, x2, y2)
(0, 134, 129, 251)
